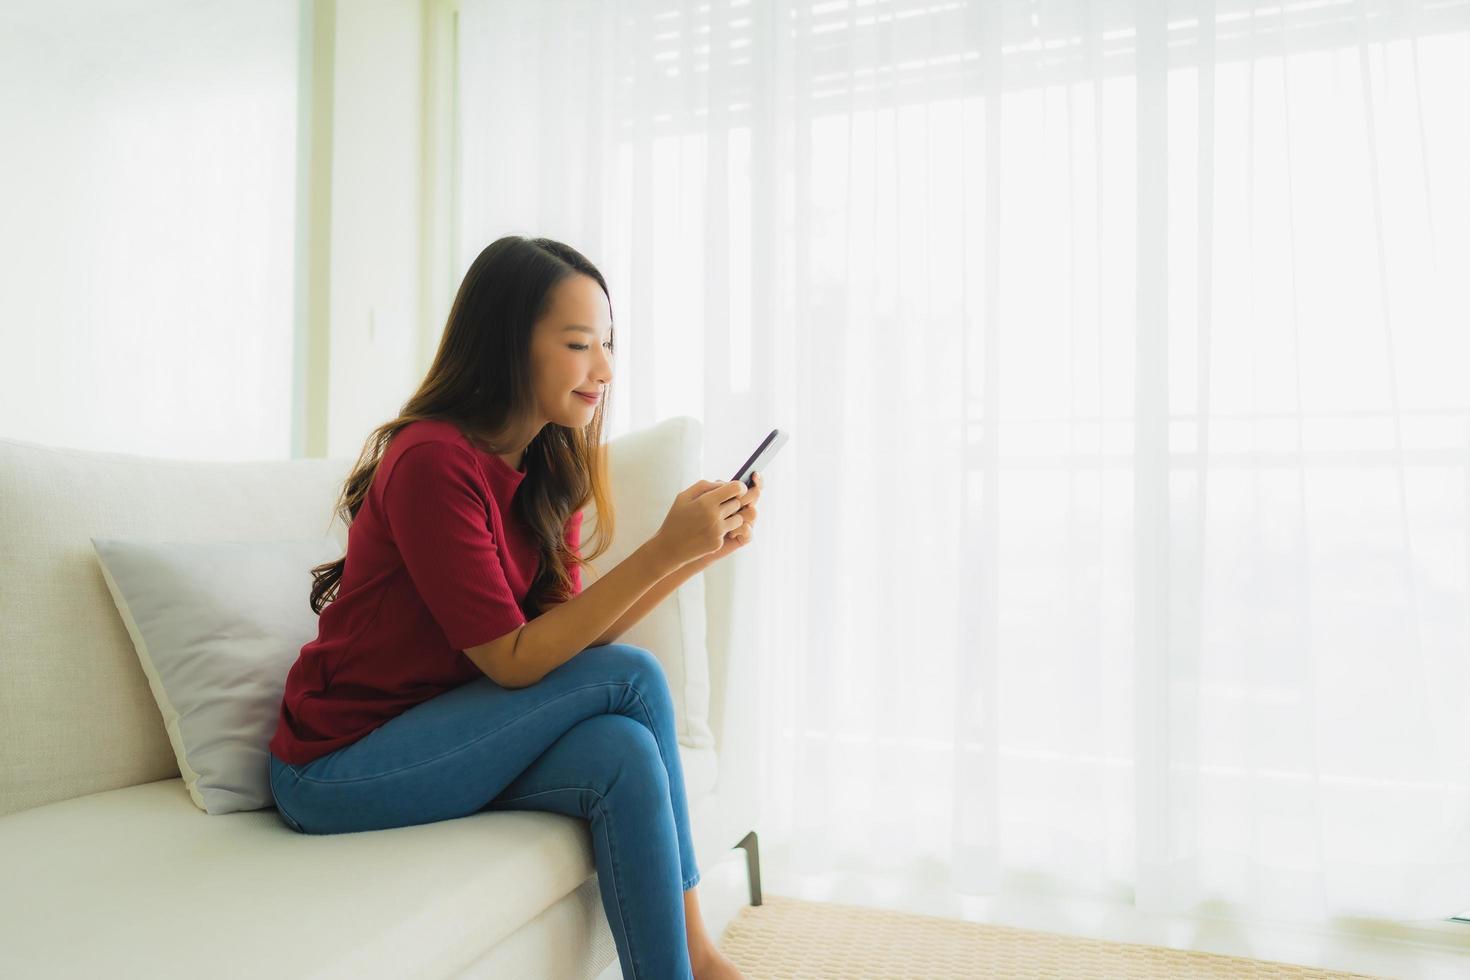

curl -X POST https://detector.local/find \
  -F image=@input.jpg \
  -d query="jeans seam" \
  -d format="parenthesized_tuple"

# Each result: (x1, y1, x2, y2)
(278, 802, 305, 833)
(626, 684, 699, 892)
(493, 785, 643, 980)
(269, 763, 307, 833)
(293, 681, 637, 785)
(490, 785, 602, 806)
(592, 792, 641, 980)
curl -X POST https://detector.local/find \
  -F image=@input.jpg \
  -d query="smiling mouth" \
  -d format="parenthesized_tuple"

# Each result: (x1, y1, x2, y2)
(574, 391, 600, 402)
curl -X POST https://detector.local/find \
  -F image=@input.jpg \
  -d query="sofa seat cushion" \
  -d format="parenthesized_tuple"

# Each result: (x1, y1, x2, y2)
(0, 745, 718, 979)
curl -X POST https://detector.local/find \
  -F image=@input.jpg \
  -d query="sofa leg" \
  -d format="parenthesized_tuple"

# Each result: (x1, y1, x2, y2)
(734, 830, 762, 906)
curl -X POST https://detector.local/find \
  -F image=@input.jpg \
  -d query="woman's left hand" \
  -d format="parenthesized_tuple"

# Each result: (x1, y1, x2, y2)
(695, 472, 761, 567)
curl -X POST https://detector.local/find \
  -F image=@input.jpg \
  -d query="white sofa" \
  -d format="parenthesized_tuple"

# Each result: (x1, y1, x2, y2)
(0, 415, 763, 979)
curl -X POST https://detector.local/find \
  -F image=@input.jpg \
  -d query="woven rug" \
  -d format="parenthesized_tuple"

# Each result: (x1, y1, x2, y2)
(716, 894, 1387, 979)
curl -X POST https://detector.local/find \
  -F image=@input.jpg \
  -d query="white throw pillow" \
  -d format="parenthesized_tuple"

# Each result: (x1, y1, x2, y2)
(90, 535, 341, 815)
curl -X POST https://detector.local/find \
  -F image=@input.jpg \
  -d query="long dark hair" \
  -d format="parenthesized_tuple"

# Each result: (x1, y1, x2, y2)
(308, 235, 618, 616)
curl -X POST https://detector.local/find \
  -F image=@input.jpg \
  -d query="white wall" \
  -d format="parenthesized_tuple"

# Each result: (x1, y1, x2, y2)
(323, 0, 432, 461)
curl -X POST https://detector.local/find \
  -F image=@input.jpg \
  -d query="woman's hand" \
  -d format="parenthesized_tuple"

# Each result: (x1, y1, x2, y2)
(654, 478, 750, 567)
(695, 472, 761, 567)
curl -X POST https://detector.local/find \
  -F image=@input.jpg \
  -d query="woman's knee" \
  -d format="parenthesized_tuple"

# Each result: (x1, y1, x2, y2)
(588, 643, 674, 707)
(591, 641, 660, 673)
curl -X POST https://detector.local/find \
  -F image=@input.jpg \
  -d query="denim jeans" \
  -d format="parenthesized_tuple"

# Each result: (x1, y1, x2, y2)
(268, 642, 701, 980)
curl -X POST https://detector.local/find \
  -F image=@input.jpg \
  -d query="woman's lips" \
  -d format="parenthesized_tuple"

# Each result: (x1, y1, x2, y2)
(574, 390, 600, 404)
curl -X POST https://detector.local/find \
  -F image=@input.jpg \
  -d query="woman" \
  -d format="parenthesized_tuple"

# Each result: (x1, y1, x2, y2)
(267, 235, 761, 980)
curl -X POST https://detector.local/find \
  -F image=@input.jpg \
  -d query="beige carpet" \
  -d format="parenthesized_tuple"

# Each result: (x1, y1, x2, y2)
(716, 895, 1386, 979)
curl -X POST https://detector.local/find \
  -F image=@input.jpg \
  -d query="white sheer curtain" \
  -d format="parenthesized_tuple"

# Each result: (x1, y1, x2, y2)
(457, 0, 1470, 926)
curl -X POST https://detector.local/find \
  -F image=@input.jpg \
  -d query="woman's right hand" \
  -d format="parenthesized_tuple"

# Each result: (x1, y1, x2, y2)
(653, 479, 749, 567)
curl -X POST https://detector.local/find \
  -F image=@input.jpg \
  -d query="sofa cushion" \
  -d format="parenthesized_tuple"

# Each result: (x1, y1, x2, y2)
(0, 745, 718, 979)
(90, 535, 343, 815)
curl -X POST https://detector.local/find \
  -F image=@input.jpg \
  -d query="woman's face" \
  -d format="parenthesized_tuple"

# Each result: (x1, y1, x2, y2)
(531, 273, 615, 429)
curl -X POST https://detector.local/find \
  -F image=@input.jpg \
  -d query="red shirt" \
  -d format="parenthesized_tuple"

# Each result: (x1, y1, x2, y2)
(269, 418, 583, 766)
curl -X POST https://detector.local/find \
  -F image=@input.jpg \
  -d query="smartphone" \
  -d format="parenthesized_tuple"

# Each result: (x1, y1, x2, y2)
(731, 429, 788, 488)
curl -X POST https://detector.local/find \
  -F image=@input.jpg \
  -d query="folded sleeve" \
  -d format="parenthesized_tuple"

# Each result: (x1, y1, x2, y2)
(565, 510, 584, 595)
(381, 440, 527, 651)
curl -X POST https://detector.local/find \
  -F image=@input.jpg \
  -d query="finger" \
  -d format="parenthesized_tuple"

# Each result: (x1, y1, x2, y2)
(693, 481, 729, 502)
(698, 480, 746, 504)
(720, 494, 751, 519)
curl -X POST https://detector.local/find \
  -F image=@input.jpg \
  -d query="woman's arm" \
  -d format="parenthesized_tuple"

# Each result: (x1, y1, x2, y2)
(545, 555, 711, 647)
(542, 474, 758, 648)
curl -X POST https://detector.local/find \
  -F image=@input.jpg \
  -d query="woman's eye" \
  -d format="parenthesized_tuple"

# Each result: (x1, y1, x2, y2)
(570, 343, 616, 353)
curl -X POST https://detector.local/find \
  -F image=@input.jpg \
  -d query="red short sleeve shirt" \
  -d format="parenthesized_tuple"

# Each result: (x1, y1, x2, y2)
(268, 419, 584, 766)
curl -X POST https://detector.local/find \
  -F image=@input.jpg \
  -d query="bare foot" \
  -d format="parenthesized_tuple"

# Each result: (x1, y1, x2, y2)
(691, 943, 747, 980)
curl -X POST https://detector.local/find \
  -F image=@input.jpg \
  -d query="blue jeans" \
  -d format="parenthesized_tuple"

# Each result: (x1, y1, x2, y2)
(268, 642, 701, 980)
